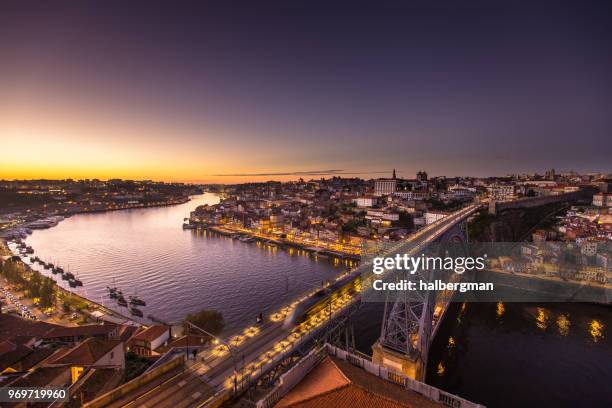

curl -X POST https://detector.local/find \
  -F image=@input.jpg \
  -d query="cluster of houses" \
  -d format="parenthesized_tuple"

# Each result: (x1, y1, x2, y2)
(0, 314, 207, 406)
(193, 170, 611, 249)
(191, 172, 485, 245)
(509, 196, 612, 284)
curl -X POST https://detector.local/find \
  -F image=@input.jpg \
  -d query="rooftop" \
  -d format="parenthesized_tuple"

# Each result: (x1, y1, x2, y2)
(43, 323, 118, 339)
(131, 325, 169, 343)
(276, 356, 442, 408)
(9, 366, 70, 388)
(47, 338, 122, 366)
(0, 314, 58, 343)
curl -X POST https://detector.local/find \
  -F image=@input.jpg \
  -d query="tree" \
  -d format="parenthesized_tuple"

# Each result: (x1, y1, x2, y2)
(397, 213, 414, 229)
(39, 278, 55, 308)
(185, 309, 224, 335)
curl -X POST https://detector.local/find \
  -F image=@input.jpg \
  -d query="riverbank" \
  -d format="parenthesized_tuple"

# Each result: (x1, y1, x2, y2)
(1, 239, 142, 328)
(205, 225, 361, 262)
(1, 196, 191, 240)
(13, 193, 349, 330)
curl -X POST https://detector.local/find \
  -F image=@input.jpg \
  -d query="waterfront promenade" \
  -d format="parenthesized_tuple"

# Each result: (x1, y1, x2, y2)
(206, 223, 361, 259)
(1, 239, 142, 328)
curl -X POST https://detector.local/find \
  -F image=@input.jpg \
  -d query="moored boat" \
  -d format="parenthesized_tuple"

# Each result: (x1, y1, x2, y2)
(129, 296, 146, 306)
(107, 286, 119, 299)
(129, 307, 143, 317)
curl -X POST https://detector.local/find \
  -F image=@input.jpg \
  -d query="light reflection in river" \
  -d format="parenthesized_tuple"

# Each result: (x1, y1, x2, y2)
(496, 301, 505, 319)
(556, 314, 570, 336)
(536, 307, 549, 330)
(589, 320, 604, 343)
(424, 301, 611, 407)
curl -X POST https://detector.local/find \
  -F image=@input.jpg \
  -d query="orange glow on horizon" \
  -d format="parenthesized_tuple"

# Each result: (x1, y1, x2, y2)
(0, 98, 326, 184)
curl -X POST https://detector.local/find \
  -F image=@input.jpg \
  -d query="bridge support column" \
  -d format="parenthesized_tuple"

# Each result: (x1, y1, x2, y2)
(372, 341, 424, 380)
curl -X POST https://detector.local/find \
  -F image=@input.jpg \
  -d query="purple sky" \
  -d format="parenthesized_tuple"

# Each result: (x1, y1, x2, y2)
(1, 0, 611, 182)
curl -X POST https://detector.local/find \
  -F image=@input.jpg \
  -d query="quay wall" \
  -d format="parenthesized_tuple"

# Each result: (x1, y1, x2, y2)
(205, 225, 361, 261)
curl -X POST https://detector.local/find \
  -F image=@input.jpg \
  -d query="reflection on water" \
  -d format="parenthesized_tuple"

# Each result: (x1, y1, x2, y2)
(437, 361, 445, 376)
(556, 314, 570, 336)
(343, 291, 610, 406)
(496, 301, 505, 319)
(589, 320, 604, 343)
(23, 193, 349, 331)
(426, 301, 612, 408)
(535, 307, 549, 330)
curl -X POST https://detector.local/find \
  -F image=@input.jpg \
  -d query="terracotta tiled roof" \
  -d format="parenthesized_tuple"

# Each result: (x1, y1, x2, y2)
(117, 325, 140, 344)
(276, 357, 442, 408)
(0, 340, 17, 354)
(10, 366, 70, 388)
(48, 338, 122, 366)
(9, 347, 55, 371)
(0, 344, 32, 371)
(131, 325, 169, 342)
(0, 314, 58, 343)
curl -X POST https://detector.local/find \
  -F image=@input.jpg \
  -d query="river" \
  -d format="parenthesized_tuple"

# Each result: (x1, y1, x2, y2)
(351, 298, 611, 408)
(21, 193, 351, 331)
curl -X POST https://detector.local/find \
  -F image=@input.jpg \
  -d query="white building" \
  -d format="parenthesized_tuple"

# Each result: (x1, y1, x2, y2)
(596, 253, 611, 270)
(354, 196, 376, 207)
(413, 217, 426, 226)
(366, 210, 399, 225)
(592, 193, 612, 207)
(424, 211, 447, 225)
(580, 241, 598, 257)
(394, 191, 428, 200)
(374, 179, 397, 196)
(487, 184, 516, 201)
(445, 187, 475, 200)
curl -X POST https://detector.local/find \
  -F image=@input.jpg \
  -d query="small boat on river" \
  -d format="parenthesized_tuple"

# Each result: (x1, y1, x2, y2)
(129, 307, 143, 317)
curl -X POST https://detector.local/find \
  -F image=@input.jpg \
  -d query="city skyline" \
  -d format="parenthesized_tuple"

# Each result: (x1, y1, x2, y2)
(2, 0, 612, 182)
(1, 167, 610, 186)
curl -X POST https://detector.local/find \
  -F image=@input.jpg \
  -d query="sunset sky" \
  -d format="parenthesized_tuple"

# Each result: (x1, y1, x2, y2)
(1, 1, 611, 183)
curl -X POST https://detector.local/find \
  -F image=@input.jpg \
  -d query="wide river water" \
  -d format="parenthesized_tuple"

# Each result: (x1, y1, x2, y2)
(23, 193, 351, 331)
(20, 193, 611, 407)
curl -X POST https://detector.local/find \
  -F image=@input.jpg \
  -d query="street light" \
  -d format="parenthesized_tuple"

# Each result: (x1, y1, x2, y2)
(184, 320, 240, 394)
